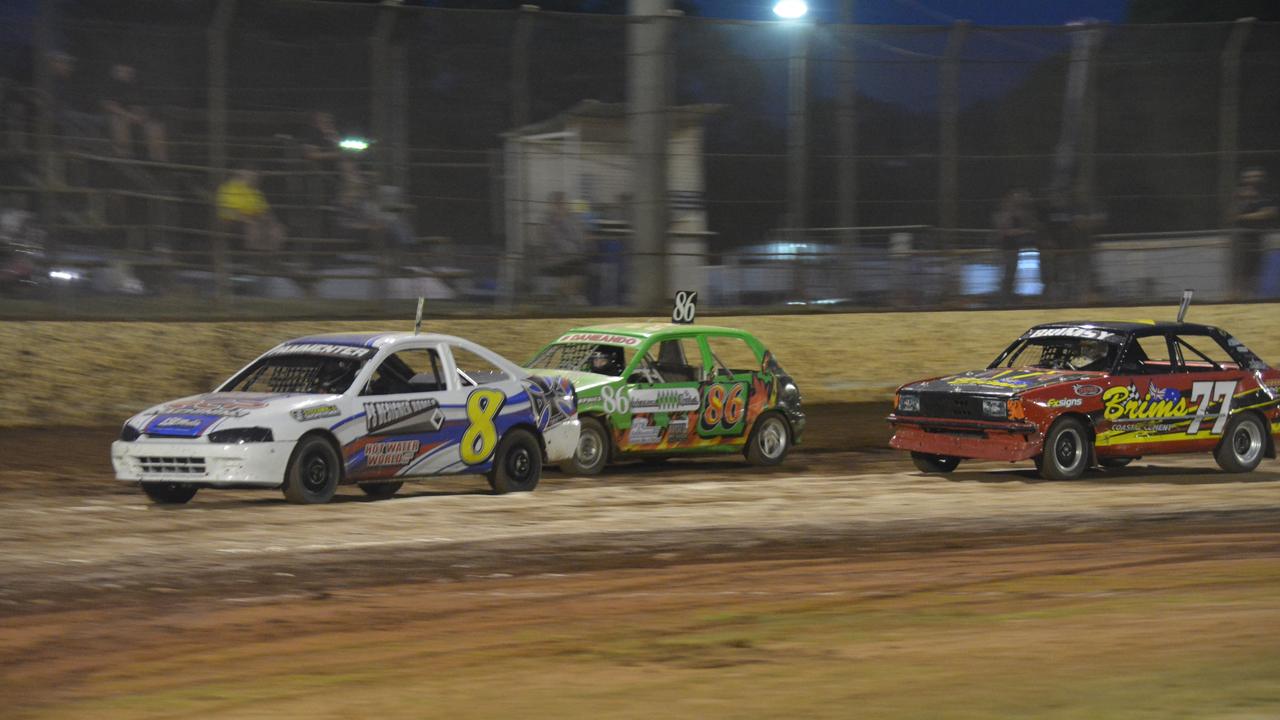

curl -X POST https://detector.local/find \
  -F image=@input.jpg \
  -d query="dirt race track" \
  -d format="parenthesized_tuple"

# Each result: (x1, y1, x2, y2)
(2, 404, 1280, 719)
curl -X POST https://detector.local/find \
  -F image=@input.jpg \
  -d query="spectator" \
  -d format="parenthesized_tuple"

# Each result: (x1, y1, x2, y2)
(1230, 167, 1278, 298)
(216, 169, 285, 256)
(100, 63, 167, 161)
(537, 191, 587, 304)
(300, 111, 357, 197)
(44, 51, 101, 143)
(992, 187, 1037, 304)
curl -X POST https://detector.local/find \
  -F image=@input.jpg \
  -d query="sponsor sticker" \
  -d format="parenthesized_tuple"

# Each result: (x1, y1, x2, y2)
(144, 413, 223, 437)
(1074, 384, 1103, 397)
(667, 416, 690, 443)
(266, 343, 373, 359)
(160, 397, 267, 418)
(291, 404, 341, 422)
(1025, 327, 1117, 341)
(628, 416, 664, 445)
(366, 440, 421, 467)
(365, 398, 445, 434)
(157, 416, 203, 429)
(629, 387, 701, 414)
(1046, 397, 1083, 408)
(555, 333, 642, 347)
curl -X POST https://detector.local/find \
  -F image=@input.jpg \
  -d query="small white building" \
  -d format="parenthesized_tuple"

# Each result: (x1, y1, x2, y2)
(501, 100, 721, 301)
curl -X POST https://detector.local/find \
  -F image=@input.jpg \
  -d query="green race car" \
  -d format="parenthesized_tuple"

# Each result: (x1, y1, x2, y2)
(525, 323, 805, 475)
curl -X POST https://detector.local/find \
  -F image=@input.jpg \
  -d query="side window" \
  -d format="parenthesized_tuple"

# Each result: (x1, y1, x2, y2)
(705, 335, 761, 376)
(364, 348, 445, 396)
(451, 346, 510, 387)
(1118, 336, 1173, 375)
(1174, 335, 1237, 372)
(652, 338, 705, 384)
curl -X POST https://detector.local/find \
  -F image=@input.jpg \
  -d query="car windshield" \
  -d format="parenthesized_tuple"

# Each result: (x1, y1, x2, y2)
(527, 343, 636, 378)
(993, 336, 1121, 372)
(221, 354, 366, 394)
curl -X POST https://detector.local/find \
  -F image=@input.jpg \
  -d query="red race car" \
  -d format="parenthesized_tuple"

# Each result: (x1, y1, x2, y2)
(888, 320, 1280, 479)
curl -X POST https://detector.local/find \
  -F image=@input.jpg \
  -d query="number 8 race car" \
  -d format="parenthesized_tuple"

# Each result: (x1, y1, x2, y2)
(889, 320, 1280, 479)
(111, 332, 580, 504)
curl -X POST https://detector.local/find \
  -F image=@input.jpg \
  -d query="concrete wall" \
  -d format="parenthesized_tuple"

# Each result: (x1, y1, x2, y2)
(2, 303, 1277, 427)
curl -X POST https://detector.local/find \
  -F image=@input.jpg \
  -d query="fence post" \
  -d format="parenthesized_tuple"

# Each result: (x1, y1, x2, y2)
(1076, 23, 1105, 221)
(33, 0, 57, 267)
(627, 0, 671, 310)
(1218, 17, 1254, 225)
(835, 0, 859, 292)
(207, 0, 236, 305)
(786, 20, 811, 235)
(510, 5, 538, 129)
(937, 20, 968, 238)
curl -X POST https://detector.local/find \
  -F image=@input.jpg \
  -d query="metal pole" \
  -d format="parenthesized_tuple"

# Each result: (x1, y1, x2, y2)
(1218, 17, 1254, 225)
(33, 0, 55, 258)
(786, 21, 811, 234)
(371, 8, 396, 188)
(835, 0, 859, 291)
(510, 5, 538, 129)
(1077, 23, 1104, 216)
(207, 0, 236, 305)
(937, 20, 968, 236)
(627, 0, 671, 310)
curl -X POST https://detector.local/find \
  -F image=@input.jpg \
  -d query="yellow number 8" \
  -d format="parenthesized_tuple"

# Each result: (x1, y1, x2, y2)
(461, 389, 506, 465)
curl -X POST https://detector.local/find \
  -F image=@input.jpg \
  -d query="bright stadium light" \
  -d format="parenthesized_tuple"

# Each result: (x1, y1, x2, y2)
(339, 137, 370, 152)
(773, 0, 808, 19)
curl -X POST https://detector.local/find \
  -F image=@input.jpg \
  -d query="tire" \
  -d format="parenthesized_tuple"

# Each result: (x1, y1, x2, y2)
(487, 429, 542, 494)
(562, 416, 609, 476)
(141, 482, 198, 504)
(1039, 417, 1090, 480)
(911, 452, 960, 474)
(1098, 457, 1134, 469)
(283, 435, 341, 504)
(359, 481, 403, 499)
(745, 412, 790, 466)
(1215, 413, 1266, 473)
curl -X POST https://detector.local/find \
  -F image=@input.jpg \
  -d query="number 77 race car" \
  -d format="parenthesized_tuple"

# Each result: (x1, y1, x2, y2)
(888, 320, 1280, 479)
(111, 332, 580, 504)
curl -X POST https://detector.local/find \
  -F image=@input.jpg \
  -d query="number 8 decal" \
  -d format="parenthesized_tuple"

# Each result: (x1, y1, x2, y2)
(461, 389, 506, 465)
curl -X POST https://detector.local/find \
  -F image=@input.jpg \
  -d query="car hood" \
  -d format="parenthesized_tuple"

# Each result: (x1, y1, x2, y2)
(128, 391, 343, 437)
(903, 368, 1100, 398)
(526, 368, 617, 395)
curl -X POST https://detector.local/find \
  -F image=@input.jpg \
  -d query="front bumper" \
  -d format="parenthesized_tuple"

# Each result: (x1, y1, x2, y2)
(111, 439, 293, 487)
(887, 414, 1043, 462)
(542, 418, 581, 464)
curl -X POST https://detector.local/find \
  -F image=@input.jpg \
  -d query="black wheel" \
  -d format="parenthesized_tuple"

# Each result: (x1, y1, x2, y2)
(1039, 417, 1090, 480)
(562, 416, 609, 476)
(487, 429, 542, 494)
(1098, 457, 1135, 469)
(911, 452, 960, 474)
(141, 482, 198, 504)
(283, 435, 341, 504)
(1215, 413, 1266, 473)
(359, 481, 403, 499)
(745, 412, 790, 466)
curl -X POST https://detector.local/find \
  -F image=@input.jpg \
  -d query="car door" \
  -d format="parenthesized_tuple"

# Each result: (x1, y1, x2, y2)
(610, 336, 705, 452)
(1168, 332, 1256, 450)
(698, 333, 761, 446)
(1097, 332, 1204, 454)
(347, 343, 454, 481)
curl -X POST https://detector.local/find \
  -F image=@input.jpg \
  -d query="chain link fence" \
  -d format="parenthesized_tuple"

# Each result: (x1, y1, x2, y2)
(1, 1, 1278, 318)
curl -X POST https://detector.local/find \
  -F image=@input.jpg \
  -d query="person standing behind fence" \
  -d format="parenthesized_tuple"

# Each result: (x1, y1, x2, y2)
(1230, 167, 1278, 299)
(993, 187, 1037, 305)
(538, 191, 588, 304)
(217, 169, 285, 259)
(100, 63, 167, 162)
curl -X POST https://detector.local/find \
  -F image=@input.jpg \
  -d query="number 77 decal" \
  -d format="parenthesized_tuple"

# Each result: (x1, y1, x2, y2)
(1188, 380, 1237, 435)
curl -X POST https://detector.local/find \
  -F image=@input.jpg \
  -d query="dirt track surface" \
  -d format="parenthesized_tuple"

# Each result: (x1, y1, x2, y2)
(3, 405, 1280, 718)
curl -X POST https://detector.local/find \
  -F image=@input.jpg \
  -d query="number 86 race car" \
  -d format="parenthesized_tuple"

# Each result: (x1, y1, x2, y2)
(112, 332, 580, 504)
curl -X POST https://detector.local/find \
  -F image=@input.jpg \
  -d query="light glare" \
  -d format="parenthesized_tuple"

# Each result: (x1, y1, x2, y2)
(773, 0, 808, 19)
(339, 137, 370, 151)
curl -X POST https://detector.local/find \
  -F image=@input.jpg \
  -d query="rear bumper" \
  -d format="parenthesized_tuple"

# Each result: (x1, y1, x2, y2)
(111, 439, 292, 487)
(887, 414, 1043, 462)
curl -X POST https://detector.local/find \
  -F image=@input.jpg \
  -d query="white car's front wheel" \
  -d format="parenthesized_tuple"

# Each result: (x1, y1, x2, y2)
(283, 435, 341, 504)
(142, 482, 198, 505)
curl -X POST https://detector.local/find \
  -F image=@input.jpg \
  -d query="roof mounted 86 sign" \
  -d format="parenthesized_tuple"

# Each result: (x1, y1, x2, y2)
(672, 291, 697, 324)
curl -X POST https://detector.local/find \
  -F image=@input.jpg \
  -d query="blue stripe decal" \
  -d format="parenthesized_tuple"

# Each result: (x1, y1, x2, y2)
(330, 412, 366, 431)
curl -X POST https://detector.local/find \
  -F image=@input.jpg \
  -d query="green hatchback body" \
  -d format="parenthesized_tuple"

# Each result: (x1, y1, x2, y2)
(525, 323, 805, 474)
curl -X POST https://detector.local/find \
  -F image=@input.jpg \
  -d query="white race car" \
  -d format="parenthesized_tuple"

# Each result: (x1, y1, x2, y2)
(112, 332, 580, 504)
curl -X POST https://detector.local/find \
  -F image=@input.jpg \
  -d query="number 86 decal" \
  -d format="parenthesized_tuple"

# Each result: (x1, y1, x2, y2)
(700, 383, 747, 434)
